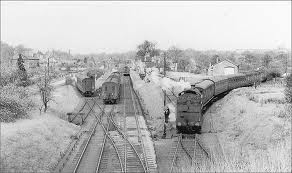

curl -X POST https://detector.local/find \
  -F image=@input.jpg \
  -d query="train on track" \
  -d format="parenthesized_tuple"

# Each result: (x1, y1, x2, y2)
(76, 70, 103, 96)
(176, 70, 267, 134)
(102, 72, 121, 104)
(118, 64, 130, 76)
(123, 66, 130, 76)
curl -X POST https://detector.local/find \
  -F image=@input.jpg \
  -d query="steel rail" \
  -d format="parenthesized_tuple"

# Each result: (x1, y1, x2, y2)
(70, 99, 87, 122)
(95, 117, 108, 173)
(180, 138, 193, 160)
(128, 77, 149, 172)
(73, 104, 106, 173)
(123, 78, 127, 172)
(70, 98, 96, 123)
(95, 100, 147, 173)
(170, 134, 182, 173)
(95, 105, 124, 173)
(194, 135, 210, 159)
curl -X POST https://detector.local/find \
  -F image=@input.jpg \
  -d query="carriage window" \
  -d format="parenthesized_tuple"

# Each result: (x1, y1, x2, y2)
(105, 86, 107, 91)
(112, 86, 115, 91)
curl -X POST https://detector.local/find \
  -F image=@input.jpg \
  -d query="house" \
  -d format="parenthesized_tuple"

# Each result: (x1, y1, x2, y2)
(208, 59, 239, 76)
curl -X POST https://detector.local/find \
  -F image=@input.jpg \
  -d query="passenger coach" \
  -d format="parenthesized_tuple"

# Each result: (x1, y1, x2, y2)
(76, 74, 96, 96)
(102, 72, 121, 104)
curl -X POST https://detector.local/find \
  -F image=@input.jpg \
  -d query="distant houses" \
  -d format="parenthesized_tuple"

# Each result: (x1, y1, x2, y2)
(208, 59, 239, 76)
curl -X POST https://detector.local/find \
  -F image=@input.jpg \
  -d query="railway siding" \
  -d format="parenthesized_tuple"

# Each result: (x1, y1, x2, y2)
(125, 75, 158, 172)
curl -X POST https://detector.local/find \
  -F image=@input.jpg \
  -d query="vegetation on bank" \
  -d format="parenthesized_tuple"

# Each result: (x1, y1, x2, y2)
(186, 82, 291, 172)
(285, 74, 292, 103)
(0, 84, 34, 122)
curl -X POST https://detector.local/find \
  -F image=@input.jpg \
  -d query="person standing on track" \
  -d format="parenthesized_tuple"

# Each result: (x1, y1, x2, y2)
(164, 106, 170, 123)
(162, 106, 170, 138)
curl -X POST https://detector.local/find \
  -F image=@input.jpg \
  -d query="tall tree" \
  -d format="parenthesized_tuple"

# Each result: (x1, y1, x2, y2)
(136, 40, 159, 61)
(210, 54, 220, 65)
(262, 54, 272, 68)
(17, 54, 28, 83)
(84, 57, 88, 64)
(166, 46, 183, 63)
(177, 57, 190, 72)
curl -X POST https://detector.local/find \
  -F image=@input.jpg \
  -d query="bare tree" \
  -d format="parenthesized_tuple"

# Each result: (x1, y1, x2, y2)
(262, 54, 272, 68)
(177, 57, 190, 72)
(136, 40, 160, 61)
(37, 54, 54, 113)
(166, 46, 183, 63)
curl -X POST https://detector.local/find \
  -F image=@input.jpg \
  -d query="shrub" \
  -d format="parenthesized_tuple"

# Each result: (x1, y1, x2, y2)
(285, 74, 292, 103)
(266, 68, 281, 81)
(0, 84, 34, 122)
(0, 68, 19, 86)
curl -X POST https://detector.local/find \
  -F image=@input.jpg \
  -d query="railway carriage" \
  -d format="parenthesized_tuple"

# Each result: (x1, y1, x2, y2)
(211, 76, 229, 95)
(76, 74, 96, 96)
(102, 72, 121, 104)
(123, 66, 130, 76)
(176, 70, 267, 134)
(227, 74, 246, 90)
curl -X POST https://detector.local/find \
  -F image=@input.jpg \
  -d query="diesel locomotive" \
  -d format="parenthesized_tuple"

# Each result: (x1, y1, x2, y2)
(176, 71, 266, 134)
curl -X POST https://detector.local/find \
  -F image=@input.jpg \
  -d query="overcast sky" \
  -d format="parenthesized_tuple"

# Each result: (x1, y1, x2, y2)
(1, 1, 291, 54)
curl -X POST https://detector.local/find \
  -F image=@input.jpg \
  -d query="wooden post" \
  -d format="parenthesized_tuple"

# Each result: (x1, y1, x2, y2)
(67, 113, 72, 122)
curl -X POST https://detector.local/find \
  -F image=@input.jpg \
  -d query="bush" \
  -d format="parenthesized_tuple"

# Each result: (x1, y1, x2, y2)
(285, 74, 292, 103)
(0, 68, 19, 87)
(266, 68, 281, 81)
(0, 84, 34, 122)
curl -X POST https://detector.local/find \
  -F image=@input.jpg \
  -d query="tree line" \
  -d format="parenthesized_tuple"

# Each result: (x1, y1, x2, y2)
(135, 40, 291, 75)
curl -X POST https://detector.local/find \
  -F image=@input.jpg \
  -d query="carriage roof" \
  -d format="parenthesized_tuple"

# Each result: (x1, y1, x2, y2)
(103, 73, 120, 84)
(194, 80, 214, 90)
(76, 74, 92, 80)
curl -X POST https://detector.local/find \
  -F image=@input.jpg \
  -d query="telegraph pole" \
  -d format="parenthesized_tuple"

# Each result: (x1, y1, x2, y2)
(162, 52, 167, 138)
(0, 54, 2, 83)
(163, 52, 166, 107)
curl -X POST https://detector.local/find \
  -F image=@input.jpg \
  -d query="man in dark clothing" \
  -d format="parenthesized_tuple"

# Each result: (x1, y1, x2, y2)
(164, 107, 170, 123)
(162, 106, 170, 138)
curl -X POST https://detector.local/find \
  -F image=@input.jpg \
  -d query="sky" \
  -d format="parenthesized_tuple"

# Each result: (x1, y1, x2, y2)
(1, 1, 291, 54)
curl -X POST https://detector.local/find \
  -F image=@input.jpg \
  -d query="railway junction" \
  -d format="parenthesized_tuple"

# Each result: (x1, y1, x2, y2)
(54, 74, 158, 173)
(52, 67, 232, 173)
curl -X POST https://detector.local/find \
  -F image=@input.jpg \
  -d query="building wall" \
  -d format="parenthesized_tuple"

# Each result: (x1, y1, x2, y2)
(208, 60, 238, 76)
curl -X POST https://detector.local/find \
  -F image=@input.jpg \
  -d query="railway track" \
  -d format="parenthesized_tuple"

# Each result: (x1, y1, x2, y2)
(68, 98, 97, 124)
(72, 104, 107, 173)
(57, 74, 157, 173)
(169, 134, 210, 172)
(94, 75, 157, 173)
(59, 103, 122, 173)
(108, 75, 157, 173)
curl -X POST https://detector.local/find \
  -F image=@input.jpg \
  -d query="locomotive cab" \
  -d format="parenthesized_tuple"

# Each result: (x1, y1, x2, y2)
(177, 88, 202, 134)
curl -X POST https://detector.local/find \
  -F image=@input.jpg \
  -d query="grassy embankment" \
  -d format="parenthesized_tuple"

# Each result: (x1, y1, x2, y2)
(185, 81, 291, 172)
